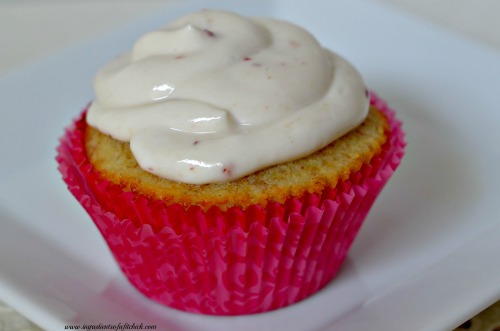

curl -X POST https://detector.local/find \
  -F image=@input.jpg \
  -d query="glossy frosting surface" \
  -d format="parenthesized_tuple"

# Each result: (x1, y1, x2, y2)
(87, 10, 369, 184)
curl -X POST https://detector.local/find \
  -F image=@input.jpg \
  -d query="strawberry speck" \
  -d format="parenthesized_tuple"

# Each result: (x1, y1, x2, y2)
(243, 57, 252, 61)
(222, 163, 235, 177)
(204, 29, 215, 37)
(193, 140, 200, 145)
(175, 55, 185, 60)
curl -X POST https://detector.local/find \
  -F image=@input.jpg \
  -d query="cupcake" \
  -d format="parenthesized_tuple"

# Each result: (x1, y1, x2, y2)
(57, 10, 405, 315)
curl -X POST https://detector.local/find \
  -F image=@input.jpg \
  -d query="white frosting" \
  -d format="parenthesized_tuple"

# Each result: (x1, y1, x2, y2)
(87, 10, 369, 184)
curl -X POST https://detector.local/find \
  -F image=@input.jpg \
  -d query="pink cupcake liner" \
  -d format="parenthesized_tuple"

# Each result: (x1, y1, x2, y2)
(56, 93, 405, 315)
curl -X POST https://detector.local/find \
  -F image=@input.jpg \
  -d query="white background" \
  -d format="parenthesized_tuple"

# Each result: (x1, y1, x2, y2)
(2, 0, 500, 76)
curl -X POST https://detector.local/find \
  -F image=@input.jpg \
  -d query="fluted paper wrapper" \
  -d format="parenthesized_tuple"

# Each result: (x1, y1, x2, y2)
(56, 93, 405, 315)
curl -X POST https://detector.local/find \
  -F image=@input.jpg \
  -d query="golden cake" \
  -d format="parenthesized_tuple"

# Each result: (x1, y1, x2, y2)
(85, 106, 388, 211)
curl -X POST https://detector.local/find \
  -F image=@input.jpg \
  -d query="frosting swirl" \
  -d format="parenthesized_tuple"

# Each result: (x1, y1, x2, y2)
(87, 10, 369, 184)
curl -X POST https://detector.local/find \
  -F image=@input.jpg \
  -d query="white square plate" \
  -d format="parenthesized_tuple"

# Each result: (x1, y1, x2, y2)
(1, 1, 499, 330)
